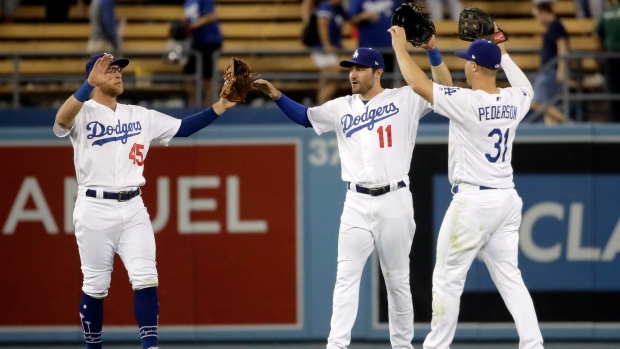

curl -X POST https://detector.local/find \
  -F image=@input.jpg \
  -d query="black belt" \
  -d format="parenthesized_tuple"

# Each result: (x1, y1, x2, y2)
(348, 180, 406, 197)
(453, 185, 496, 194)
(86, 188, 141, 202)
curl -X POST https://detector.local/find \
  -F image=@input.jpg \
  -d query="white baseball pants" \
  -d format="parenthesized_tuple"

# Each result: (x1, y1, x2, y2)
(74, 190, 158, 298)
(423, 185, 544, 349)
(327, 185, 416, 349)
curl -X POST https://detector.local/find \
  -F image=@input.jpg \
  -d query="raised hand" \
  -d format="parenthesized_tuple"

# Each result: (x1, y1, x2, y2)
(252, 79, 282, 100)
(87, 54, 115, 87)
(388, 25, 408, 49)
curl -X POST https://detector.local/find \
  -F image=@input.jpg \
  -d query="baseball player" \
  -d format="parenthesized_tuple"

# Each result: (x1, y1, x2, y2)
(53, 53, 237, 349)
(388, 25, 544, 349)
(253, 40, 452, 348)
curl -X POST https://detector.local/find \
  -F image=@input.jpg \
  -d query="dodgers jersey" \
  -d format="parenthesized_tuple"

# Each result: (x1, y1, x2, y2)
(307, 86, 431, 185)
(432, 83, 533, 189)
(54, 100, 181, 190)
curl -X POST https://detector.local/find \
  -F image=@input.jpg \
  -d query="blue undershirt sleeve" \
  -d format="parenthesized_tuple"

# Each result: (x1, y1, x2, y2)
(174, 107, 219, 137)
(274, 94, 312, 128)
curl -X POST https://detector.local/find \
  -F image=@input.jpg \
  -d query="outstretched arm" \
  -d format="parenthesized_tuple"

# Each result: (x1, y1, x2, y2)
(496, 23, 534, 95)
(175, 97, 237, 137)
(55, 54, 115, 130)
(253, 79, 312, 128)
(389, 26, 434, 103)
(421, 35, 452, 87)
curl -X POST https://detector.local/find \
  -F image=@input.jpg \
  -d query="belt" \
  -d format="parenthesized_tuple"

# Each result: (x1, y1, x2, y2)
(86, 188, 141, 202)
(453, 184, 496, 194)
(348, 180, 406, 197)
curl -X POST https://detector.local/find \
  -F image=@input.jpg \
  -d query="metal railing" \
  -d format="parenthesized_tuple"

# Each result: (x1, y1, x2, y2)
(518, 51, 620, 123)
(0, 50, 203, 108)
(3, 49, 620, 121)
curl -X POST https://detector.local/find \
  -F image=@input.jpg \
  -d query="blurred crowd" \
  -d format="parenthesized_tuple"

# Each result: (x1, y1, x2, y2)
(1, 0, 620, 122)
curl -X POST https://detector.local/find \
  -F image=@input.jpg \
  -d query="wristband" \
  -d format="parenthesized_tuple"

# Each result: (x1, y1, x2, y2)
(426, 46, 443, 67)
(74, 80, 95, 103)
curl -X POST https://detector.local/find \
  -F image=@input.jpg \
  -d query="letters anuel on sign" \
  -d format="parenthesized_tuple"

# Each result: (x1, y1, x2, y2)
(0, 143, 300, 327)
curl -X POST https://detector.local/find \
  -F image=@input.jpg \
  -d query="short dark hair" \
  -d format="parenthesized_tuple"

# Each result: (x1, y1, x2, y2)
(536, 2, 554, 13)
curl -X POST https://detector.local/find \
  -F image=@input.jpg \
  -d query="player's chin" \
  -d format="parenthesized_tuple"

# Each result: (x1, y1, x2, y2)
(350, 83, 359, 93)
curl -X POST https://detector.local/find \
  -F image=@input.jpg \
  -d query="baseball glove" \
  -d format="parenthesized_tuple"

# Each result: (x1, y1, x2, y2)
(220, 57, 253, 102)
(457, 7, 508, 44)
(391, 3, 435, 47)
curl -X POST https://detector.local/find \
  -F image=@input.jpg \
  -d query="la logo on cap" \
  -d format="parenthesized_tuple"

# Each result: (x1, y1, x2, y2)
(472, 54, 476, 59)
(353, 50, 359, 58)
(375, 61, 378, 65)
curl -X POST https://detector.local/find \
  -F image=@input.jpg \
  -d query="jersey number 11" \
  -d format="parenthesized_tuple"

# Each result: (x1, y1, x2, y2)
(377, 125, 392, 148)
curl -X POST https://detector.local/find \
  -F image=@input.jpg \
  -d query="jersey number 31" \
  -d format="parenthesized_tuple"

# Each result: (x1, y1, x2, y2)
(485, 128, 509, 163)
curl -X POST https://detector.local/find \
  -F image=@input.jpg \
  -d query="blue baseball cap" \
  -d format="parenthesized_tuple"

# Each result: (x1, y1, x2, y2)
(454, 40, 501, 70)
(340, 48, 385, 69)
(85, 53, 130, 77)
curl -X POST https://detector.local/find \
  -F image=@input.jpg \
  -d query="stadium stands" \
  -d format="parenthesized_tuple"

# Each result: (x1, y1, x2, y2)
(0, 0, 601, 107)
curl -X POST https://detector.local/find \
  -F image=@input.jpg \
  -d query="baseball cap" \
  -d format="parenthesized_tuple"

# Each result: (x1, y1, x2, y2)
(340, 48, 385, 69)
(454, 40, 501, 70)
(85, 53, 130, 77)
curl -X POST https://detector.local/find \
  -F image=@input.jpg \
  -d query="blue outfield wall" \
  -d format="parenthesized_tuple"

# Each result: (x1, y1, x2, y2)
(1, 107, 620, 343)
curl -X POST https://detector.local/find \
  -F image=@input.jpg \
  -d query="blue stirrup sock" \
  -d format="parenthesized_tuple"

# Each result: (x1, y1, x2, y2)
(134, 287, 159, 349)
(79, 292, 104, 349)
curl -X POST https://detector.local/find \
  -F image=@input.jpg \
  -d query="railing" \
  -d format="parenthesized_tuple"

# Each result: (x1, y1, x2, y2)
(0, 51, 204, 108)
(210, 48, 405, 104)
(3, 49, 620, 122)
(519, 51, 620, 123)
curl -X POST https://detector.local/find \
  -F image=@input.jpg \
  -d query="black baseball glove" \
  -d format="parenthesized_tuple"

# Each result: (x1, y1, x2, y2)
(457, 7, 508, 44)
(391, 3, 435, 47)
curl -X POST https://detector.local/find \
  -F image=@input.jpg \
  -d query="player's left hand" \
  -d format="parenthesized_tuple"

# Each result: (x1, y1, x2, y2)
(420, 35, 436, 51)
(494, 22, 507, 55)
(388, 26, 408, 49)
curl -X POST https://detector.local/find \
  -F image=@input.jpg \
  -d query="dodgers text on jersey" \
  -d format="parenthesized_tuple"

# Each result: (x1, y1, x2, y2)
(86, 120, 143, 146)
(341, 103, 399, 137)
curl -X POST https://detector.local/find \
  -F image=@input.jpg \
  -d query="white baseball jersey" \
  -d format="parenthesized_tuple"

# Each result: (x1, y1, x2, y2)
(432, 83, 533, 189)
(307, 86, 432, 185)
(53, 99, 181, 190)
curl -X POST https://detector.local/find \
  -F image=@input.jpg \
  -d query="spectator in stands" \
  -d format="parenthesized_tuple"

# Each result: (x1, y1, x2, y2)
(184, 0, 223, 106)
(594, 0, 620, 122)
(0, 0, 20, 23)
(573, 0, 605, 18)
(531, 1, 569, 124)
(312, 0, 347, 105)
(87, 0, 120, 54)
(348, 0, 401, 81)
(45, 0, 85, 23)
(301, 0, 318, 26)
(422, 0, 463, 21)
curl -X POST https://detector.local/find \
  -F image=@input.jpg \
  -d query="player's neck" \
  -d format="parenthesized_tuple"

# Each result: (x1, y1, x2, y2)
(93, 92, 118, 111)
(471, 78, 499, 95)
(359, 86, 384, 101)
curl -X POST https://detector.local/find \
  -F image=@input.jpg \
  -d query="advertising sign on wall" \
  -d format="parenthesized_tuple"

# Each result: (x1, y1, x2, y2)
(0, 142, 302, 327)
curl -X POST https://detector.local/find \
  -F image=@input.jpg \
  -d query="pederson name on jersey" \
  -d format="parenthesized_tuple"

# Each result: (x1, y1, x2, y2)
(478, 105, 517, 121)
